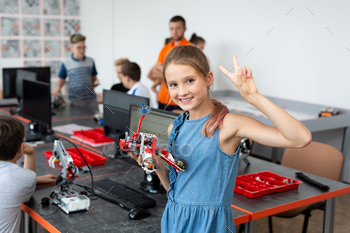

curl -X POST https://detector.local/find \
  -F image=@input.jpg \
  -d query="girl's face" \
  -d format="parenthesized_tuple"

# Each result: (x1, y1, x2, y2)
(165, 64, 212, 112)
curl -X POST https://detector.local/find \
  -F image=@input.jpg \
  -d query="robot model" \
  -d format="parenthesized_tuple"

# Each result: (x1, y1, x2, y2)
(239, 138, 251, 166)
(119, 103, 185, 174)
(48, 140, 90, 215)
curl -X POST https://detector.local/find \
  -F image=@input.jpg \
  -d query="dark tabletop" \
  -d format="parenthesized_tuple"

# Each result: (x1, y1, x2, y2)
(21, 143, 249, 233)
(52, 104, 96, 119)
(232, 157, 350, 220)
(25, 167, 167, 233)
(1, 105, 249, 232)
(3, 105, 348, 229)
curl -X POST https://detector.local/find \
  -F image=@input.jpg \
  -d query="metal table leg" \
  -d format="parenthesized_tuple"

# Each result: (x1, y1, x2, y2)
(323, 198, 336, 233)
(245, 220, 257, 233)
(20, 210, 25, 233)
(29, 215, 37, 233)
(272, 148, 278, 163)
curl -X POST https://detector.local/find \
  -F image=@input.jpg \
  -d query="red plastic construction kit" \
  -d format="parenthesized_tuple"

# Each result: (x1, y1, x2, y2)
(235, 171, 302, 198)
(43, 147, 108, 168)
(73, 128, 115, 145)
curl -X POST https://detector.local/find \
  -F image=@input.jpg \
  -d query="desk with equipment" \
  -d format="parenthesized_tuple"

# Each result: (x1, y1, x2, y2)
(212, 90, 350, 183)
(2, 87, 348, 233)
(21, 110, 350, 233)
(232, 157, 350, 233)
(0, 89, 250, 232)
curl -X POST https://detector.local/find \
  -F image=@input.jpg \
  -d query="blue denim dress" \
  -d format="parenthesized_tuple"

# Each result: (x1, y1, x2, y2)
(161, 112, 240, 233)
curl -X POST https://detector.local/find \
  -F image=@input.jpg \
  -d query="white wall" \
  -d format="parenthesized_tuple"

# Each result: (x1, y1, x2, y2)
(1, 0, 349, 109)
(54, 0, 350, 110)
(80, 0, 114, 95)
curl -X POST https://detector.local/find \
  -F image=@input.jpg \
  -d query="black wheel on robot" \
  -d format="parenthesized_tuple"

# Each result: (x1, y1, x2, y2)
(118, 147, 131, 158)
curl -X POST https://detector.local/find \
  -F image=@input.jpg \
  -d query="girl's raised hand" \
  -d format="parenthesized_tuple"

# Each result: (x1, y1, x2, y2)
(219, 55, 259, 100)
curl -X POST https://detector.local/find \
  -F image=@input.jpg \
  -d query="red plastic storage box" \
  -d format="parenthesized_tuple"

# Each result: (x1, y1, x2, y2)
(73, 128, 115, 145)
(235, 171, 302, 198)
(43, 147, 108, 168)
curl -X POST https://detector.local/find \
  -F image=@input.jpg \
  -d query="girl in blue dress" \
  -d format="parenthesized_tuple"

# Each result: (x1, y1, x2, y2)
(131, 45, 311, 232)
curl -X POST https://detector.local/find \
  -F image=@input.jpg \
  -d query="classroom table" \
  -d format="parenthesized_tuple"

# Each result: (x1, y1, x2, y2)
(232, 157, 350, 233)
(211, 90, 350, 183)
(2, 104, 349, 232)
(20, 142, 249, 232)
(0, 106, 249, 232)
(51, 102, 96, 119)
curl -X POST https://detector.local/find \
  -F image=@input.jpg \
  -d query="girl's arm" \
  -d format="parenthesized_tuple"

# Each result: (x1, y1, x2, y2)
(219, 55, 311, 148)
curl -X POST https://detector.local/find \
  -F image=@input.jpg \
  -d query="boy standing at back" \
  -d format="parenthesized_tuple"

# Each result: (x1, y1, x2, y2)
(52, 33, 100, 112)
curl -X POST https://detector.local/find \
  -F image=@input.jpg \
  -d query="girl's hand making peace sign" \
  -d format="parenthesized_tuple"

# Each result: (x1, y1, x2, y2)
(219, 55, 259, 102)
(218, 54, 311, 149)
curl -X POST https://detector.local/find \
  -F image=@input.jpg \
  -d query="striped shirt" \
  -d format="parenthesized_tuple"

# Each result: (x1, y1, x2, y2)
(58, 55, 98, 100)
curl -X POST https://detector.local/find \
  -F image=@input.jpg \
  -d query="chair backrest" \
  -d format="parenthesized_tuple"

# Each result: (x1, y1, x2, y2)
(281, 141, 343, 181)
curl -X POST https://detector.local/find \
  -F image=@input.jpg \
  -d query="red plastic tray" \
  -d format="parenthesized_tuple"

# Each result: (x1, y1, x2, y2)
(43, 147, 108, 168)
(73, 128, 115, 144)
(235, 171, 302, 198)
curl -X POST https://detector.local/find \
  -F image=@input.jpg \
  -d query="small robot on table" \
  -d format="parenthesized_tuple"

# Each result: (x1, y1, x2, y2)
(239, 138, 251, 166)
(119, 103, 185, 174)
(48, 140, 90, 215)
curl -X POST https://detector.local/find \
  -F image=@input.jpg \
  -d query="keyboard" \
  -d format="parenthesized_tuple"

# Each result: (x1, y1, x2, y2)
(90, 179, 156, 210)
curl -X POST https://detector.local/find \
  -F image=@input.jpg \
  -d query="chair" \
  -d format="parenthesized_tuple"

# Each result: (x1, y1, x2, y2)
(268, 141, 343, 233)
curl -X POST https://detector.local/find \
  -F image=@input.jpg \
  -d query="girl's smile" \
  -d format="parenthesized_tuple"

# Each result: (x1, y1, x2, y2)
(179, 97, 193, 103)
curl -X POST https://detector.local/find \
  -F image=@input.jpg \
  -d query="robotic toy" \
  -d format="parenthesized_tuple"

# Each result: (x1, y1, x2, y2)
(119, 104, 251, 173)
(119, 103, 185, 173)
(48, 140, 90, 215)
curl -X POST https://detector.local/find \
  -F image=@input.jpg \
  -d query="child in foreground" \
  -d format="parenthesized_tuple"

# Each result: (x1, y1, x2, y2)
(0, 116, 55, 233)
(132, 45, 311, 232)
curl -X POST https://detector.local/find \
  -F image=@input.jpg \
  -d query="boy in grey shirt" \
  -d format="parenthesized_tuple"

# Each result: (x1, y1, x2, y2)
(0, 116, 55, 233)
(52, 33, 100, 112)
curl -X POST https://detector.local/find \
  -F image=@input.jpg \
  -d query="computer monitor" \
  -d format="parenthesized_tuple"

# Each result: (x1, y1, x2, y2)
(2, 69, 17, 98)
(21, 67, 51, 83)
(129, 104, 179, 150)
(22, 79, 52, 134)
(16, 70, 37, 99)
(2, 67, 50, 99)
(103, 89, 150, 139)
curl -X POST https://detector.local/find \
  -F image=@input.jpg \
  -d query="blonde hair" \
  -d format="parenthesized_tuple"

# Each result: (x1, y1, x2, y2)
(163, 45, 229, 137)
(114, 58, 129, 67)
(70, 34, 86, 44)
